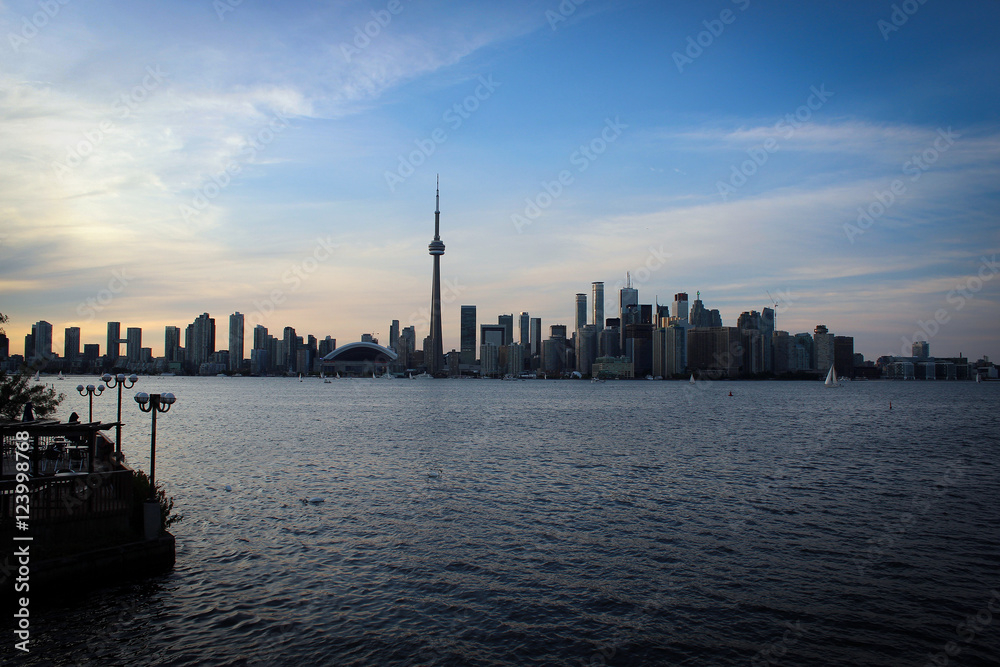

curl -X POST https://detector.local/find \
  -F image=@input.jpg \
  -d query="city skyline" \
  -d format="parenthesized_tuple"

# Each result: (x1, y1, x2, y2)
(1, 1, 998, 362)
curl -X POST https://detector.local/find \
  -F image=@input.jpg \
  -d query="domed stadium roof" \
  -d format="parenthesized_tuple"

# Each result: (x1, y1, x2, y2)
(321, 342, 398, 362)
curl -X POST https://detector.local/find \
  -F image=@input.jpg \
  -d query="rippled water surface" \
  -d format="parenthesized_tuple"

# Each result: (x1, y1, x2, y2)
(6, 378, 1000, 665)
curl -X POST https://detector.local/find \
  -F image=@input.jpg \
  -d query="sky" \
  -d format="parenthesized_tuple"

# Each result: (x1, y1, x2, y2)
(1, 0, 998, 362)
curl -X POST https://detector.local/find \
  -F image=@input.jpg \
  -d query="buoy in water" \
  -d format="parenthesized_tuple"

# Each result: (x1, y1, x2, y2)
(728, 391, 733, 397)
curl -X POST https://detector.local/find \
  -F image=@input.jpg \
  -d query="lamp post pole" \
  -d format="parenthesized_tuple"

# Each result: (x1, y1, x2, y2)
(135, 392, 176, 498)
(76, 384, 105, 422)
(102, 373, 137, 461)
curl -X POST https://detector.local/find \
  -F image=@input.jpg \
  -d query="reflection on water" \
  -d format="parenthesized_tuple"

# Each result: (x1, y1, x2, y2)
(6, 379, 1000, 665)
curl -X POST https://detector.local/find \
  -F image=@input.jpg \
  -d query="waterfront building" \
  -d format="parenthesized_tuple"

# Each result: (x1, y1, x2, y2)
(321, 341, 398, 377)
(107, 321, 121, 363)
(498, 314, 514, 348)
(229, 312, 244, 372)
(480, 342, 499, 377)
(687, 327, 743, 378)
(389, 320, 400, 353)
(126, 327, 142, 365)
(576, 324, 598, 375)
(592, 355, 634, 379)
(835, 336, 855, 379)
(529, 317, 542, 358)
(502, 342, 525, 376)
(188, 314, 216, 369)
(673, 293, 689, 324)
(912, 341, 930, 358)
(165, 326, 182, 363)
(64, 327, 80, 365)
(425, 178, 446, 375)
(575, 293, 587, 333)
(481, 324, 506, 350)
(814, 325, 835, 373)
(592, 282, 604, 333)
(652, 323, 686, 377)
(519, 312, 530, 348)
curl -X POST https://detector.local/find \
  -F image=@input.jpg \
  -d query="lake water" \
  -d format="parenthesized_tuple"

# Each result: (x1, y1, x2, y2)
(6, 378, 1000, 665)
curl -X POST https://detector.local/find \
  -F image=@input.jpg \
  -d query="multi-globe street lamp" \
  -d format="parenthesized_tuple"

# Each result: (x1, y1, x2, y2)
(102, 373, 138, 461)
(76, 383, 105, 422)
(134, 392, 176, 499)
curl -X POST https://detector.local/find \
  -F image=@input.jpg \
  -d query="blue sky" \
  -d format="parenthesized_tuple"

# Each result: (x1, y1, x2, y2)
(1, 0, 998, 361)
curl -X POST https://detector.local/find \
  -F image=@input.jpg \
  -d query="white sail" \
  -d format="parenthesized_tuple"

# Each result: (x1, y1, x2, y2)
(689, 373, 695, 384)
(825, 365, 838, 387)
(976, 373, 982, 383)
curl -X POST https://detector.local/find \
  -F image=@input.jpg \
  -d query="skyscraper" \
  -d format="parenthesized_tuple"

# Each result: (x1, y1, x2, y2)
(426, 177, 446, 375)
(529, 317, 542, 358)
(619, 274, 638, 353)
(107, 321, 121, 362)
(460, 306, 477, 364)
(189, 313, 216, 367)
(32, 321, 52, 360)
(126, 327, 142, 364)
(253, 324, 267, 352)
(165, 326, 181, 363)
(389, 320, 400, 352)
(229, 312, 244, 372)
(64, 327, 80, 362)
(498, 314, 514, 346)
(673, 293, 689, 323)
(592, 282, 604, 332)
(575, 293, 587, 332)
(519, 312, 530, 347)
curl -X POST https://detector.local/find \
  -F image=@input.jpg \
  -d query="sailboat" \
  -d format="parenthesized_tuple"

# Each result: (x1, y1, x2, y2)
(298, 373, 303, 382)
(976, 373, 982, 384)
(689, 373, 696, 384)
(824, 365, 840, 388)
(32, 370, 40, 382)
(57, 371, 65, 380)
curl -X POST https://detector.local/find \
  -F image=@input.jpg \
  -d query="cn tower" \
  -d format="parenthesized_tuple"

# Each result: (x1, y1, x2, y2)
(426, 176, 445, 375)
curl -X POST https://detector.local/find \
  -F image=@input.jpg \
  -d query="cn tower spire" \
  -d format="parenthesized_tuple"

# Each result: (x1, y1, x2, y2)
(434, 174, 441, 240)
(427, 175, 445, 375)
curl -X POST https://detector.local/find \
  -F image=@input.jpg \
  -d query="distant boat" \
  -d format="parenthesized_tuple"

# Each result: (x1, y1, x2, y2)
(57, 371, 65, 380)
(689, 373, 696, 384)
(976, 373, 982, 384)
(824, 365, 840, 388)
(299, 373, 303, 382)
(412, 372, 433, 379)
(32, 370, 40, 382)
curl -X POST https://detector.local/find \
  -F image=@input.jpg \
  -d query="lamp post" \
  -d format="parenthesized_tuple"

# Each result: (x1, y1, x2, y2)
(134, 392, 176, 498)
(76, 384, 105, 422)
(102, 373, 137, 461)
